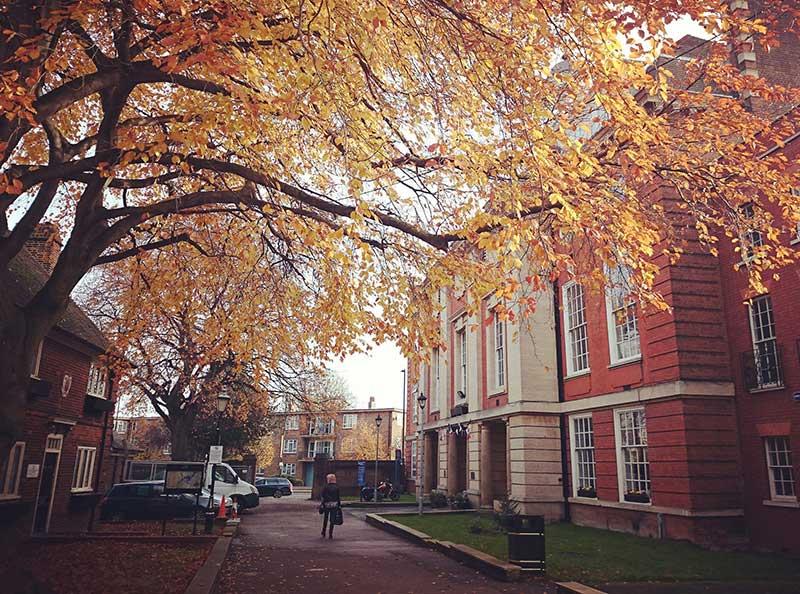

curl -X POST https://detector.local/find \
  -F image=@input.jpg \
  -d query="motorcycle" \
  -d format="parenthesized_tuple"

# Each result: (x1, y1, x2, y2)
(361, 480, 400, 502)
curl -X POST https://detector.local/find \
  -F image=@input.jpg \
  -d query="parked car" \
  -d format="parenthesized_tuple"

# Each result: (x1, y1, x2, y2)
(255, 477, 293, 498)
(100, 481, 199, 521)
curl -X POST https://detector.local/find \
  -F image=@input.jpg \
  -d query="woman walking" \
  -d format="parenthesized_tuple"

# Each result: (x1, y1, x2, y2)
(320, 473, 341, 539)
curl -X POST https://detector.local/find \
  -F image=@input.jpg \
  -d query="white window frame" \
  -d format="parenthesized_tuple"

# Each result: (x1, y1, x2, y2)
(493, 312, 506, 391)
(605, 266, 641, 366)
(454, 319, 468, 398)
(563, 282, 590, 376)
(614, 407, 651, 504)
(764, 437, 796, 502)
(308, 440, 334, 459)
(72, 446, 97, 493)
(791, 189, 800, 245)
(741, 202, 764, 261)
(30, 341, 44, 379)
(283, 438, 297, 454)
(748, 295, 782, 390)
(312, 417, 334, 435)
(0, 442, 25, 499)
(285, 415, 299, 431)
(342, 413, 357, 429)
(430, 348, 441, 411)
(86, 362, 107, 398)
(281, 463, 296, 477)
(569, 415, 596, 498)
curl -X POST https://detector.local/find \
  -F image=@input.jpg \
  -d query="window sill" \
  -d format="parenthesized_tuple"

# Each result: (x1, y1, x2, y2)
(789, 238, 799, 246)
(70, 488, 95, 495)
(86, 393, 108, 400)
(608, 356, 642, 369)
(487, 387, 506, 398)
(763, 499, 799, 509)
(0, 495, 22, 503)
(565, 369, 591, 380)
(572, 494, 598, 501)
(748, 385, 785, 394)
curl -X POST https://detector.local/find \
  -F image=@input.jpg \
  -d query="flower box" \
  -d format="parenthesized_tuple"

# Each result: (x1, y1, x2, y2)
(624, 491, 651, 504)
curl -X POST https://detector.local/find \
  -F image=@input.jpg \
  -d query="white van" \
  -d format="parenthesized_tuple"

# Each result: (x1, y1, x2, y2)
(125, 460, 260, 508)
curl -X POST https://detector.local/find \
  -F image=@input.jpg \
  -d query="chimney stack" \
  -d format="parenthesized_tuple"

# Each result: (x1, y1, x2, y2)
(368, 396, 375, 409)
(26, 223, 62, 272)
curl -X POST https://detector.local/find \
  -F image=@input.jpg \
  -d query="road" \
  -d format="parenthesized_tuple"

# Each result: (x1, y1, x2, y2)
(215, 496, 556, 594)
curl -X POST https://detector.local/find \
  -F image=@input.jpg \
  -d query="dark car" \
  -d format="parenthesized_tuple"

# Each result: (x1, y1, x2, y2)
(100, 480, 202, 521)
(255, 477, 293, 498)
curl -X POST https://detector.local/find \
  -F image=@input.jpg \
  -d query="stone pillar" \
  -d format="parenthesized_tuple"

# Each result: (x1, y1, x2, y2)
(423, 432, 436, 494)
(479, 423, 493, 507)
(447, 431, 458, 494)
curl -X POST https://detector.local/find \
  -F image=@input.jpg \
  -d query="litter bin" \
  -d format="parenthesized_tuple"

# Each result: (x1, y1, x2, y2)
(204, 511, 216, 534)
(507, 515, 545, 573)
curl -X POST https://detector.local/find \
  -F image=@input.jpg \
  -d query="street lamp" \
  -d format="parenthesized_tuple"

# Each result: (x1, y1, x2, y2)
(416, 392, 427, 516)
(207, 390, 231, 523)
(374, 414, 383, 503)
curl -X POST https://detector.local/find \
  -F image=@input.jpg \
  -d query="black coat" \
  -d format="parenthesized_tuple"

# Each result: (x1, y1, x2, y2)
(321, 483, 341, 507)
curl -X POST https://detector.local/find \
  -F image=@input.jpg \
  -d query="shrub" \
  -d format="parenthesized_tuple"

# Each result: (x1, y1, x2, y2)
(428, 489, 449, 508)
(288, 477, 304, 487)
(448, 490, 471, 510)
(493, 497, 520, 531)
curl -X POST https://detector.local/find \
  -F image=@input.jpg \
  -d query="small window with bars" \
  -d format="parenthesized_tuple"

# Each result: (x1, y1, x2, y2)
(283, 439, 297, 454)
(571, 416, 596, 498)
(741, 203, 764, 260)
(72, 446, 97, 492)
(281, 463, 296, 477)
(285, 415, 299, 430)
(616, 408, 650, 504)
(765, 437, 795, 501)
(343, 414, 357, 429)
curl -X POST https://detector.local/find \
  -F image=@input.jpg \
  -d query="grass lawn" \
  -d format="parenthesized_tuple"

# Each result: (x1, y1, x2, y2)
(342, 493, 417, 503)
(383, 513, 800, 585)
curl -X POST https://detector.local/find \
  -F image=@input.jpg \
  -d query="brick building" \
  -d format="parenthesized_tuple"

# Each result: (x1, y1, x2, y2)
(405, 9, 800, 555)
(263, 400, 403, 486)
(0, 226, 115, 542)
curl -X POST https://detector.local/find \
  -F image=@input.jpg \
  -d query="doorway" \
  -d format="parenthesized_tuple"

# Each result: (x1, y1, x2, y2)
(32, 434, 63, 534)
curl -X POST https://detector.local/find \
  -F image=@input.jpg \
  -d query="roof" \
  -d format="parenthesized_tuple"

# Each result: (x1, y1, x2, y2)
(8, 248, 108, 350)
(278, 407, 402, 415)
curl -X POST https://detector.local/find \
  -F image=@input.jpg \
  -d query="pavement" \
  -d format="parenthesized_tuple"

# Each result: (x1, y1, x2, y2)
(600, 583, 800, 594)
(214, 496, 557, 594)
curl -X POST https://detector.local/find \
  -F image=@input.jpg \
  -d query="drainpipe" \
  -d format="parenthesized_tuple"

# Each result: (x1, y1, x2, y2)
(553, 280, 571, 522)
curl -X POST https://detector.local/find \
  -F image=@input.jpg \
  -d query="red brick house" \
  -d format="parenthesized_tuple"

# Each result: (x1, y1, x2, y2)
(405, 9, 800, 555)
(0, 225, 116, 542)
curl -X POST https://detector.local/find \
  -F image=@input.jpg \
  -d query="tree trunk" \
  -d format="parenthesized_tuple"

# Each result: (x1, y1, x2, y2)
(168, 407, 200, 461)
(0, 276, 42, 451)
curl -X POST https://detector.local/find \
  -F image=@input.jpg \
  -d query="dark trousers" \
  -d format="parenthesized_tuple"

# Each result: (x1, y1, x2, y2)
(322, 509, 336, 537)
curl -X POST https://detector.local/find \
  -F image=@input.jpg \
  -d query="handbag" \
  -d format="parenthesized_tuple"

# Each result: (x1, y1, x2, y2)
(318, 503, 324, 515)
(333, 506, 344, 525)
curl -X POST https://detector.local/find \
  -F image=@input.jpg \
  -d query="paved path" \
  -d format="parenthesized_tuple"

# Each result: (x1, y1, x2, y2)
(215, 497, 556, 594)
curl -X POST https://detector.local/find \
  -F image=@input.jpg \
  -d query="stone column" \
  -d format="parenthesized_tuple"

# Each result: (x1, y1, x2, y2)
(447, 430, 458, 494)
(479, 423, 493, 507)
(423, 432, 436, 494)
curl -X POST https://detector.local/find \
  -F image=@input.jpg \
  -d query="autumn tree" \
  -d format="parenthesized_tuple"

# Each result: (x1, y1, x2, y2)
(2, 0, 799, 448)
(89, 217, 360, 459)
(340, 421, 392, 461)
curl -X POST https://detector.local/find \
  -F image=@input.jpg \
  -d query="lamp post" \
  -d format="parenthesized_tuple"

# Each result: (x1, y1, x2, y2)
(416, 392, 427, 516)
(207, 391, 231, 513)
(374, 414, 383, 503)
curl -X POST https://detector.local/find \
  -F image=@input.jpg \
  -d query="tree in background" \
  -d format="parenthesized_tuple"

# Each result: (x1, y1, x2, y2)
(340, 420, 392, 461)
(90, 218, 357, 459)
(2, 0, 799, 447)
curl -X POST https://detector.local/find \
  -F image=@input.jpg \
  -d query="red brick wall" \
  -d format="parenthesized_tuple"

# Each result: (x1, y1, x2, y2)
(0, 329, 114, 543)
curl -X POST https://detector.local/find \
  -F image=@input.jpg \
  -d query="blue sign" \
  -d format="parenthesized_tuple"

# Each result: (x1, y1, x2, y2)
(357, 461, 366, 486)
